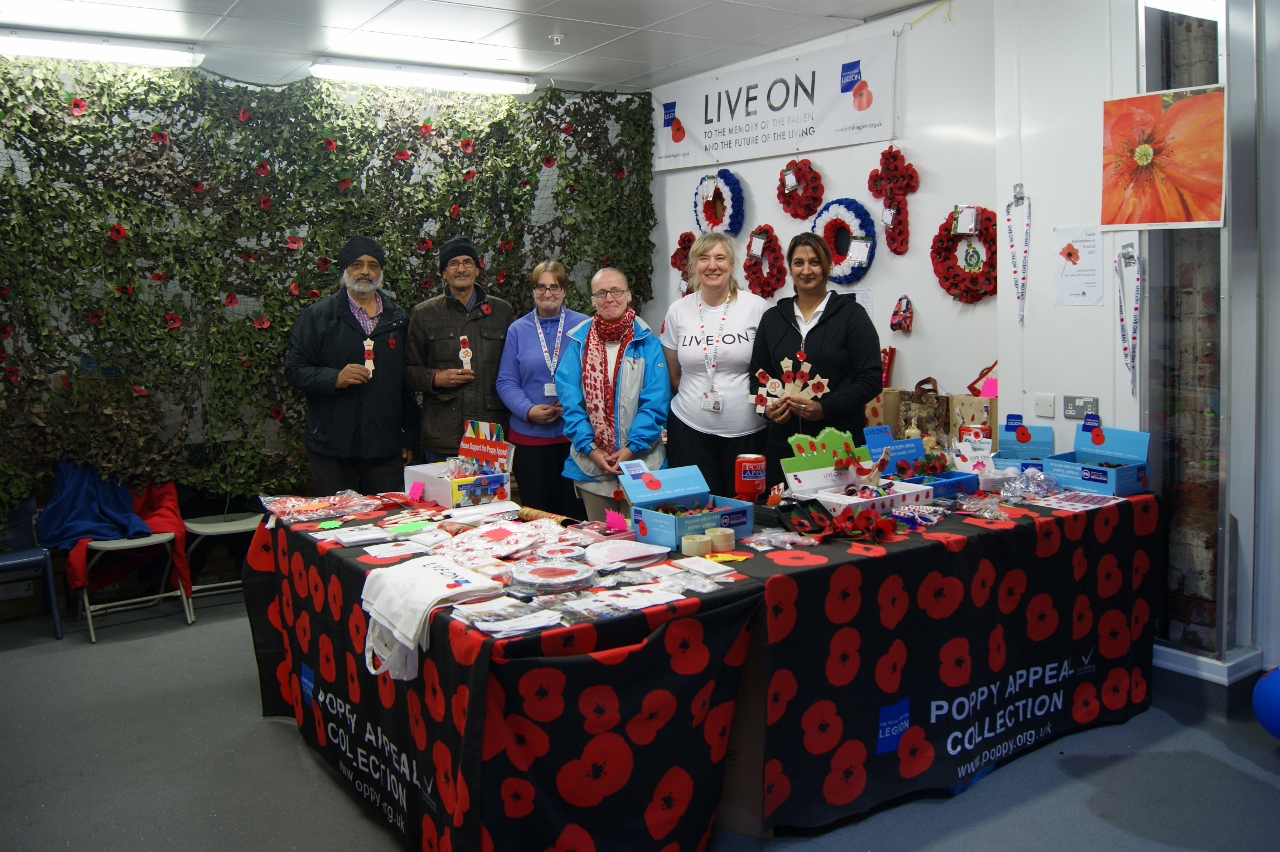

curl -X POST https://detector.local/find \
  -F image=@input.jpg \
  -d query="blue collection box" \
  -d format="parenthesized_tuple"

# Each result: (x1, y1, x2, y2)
(990, 414, 1055, 472)
(618, 462, 754, 550)
(902, 470, 979, 498)
(1043, 423, 1151, 496)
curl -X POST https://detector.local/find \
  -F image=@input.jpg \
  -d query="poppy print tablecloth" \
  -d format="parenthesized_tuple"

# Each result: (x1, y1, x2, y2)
(730, 494, 1163, 833)
(242, 509, 762, 852)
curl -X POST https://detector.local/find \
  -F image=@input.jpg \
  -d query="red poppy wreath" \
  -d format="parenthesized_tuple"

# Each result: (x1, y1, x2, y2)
(743, 224, 786, 298)
(777, 158, 825, 220)
(930, 206, 999, 304)
(669, 230, 695, 283)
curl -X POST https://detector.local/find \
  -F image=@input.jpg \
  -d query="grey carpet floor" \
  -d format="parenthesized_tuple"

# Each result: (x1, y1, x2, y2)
(2, 597, 1279, 852)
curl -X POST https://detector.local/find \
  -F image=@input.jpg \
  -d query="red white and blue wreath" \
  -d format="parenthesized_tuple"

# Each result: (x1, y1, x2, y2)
(812, 197, 876, 284)
(694, 169, 745, 236)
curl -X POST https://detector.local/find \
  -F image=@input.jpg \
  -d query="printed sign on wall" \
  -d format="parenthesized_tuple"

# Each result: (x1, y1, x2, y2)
(652, 34, 897, 172)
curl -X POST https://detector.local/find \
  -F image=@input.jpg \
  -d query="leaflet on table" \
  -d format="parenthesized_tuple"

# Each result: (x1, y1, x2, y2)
(671, 555, 735, 576)
(334, 525, 393, 546)
(363, 540, 430, 559)
(862, 424, 926, 472)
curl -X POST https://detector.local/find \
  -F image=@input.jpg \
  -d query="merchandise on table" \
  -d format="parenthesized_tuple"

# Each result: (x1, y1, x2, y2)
(1043, 419, 1151, 496)
(618, 461, 754, 549)
(509, 563, 598, 594)
(259, 490, 385, 522)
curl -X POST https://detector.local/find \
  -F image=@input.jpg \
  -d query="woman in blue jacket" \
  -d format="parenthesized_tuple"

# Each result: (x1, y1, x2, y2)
(496, 262, 589, 518)
(555, 268, 671, 521)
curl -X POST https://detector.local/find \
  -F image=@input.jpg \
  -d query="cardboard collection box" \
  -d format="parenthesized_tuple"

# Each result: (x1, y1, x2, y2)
(815, 480, 934, 516)
(618, 461, 753, 550)
(1044, 418, 1151, 496)
(990, 414, 1055, 472)
(780, 427, 871, 496)
(902, 470, 979, 498)
(402, 420, 512, 509)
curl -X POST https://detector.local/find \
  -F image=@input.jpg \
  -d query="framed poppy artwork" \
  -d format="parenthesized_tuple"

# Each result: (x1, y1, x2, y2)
(1101, 86, 1224, 228)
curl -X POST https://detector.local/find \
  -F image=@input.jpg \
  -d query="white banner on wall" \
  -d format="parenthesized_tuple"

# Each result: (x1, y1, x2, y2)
(651, 34, 897, 172)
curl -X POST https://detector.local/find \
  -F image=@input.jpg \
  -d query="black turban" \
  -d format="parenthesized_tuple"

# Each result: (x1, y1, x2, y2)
(336, 235, 386, 272)
(438, 235, 479, 273)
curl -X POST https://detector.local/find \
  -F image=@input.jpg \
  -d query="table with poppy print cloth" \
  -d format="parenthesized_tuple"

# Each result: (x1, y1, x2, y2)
(241, 510, 763, 852)
(719, 494, 1163, 836)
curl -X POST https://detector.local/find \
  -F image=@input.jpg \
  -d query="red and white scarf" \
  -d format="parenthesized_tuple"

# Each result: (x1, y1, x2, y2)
(582, 307, 636, 455)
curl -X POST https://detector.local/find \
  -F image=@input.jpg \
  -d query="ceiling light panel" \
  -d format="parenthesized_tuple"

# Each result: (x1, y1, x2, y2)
(0, 0, 218, 41)
(534, 0, 715, 29)
(0, 29, 204, 66)
(361, 0, 521, 41)
(310, 58, 535, 94)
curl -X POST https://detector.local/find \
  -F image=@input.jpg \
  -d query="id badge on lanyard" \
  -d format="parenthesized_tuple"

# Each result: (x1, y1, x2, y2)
(698, 296, 730, 414)
(536, 311, 566, 400)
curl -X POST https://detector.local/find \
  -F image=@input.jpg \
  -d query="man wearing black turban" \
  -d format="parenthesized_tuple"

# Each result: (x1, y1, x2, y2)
(285, 235, 420, 495)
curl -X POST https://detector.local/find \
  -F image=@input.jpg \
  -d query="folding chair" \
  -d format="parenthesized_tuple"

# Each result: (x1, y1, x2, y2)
(80, 532, 189, 643)
(0, 498, 63, 640)
(184, 512, 263, 621)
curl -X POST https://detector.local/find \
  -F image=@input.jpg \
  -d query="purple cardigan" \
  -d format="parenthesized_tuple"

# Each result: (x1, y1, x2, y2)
(496, 308, 589, 442)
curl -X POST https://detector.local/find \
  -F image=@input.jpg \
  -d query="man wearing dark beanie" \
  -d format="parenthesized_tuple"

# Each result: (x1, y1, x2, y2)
(406, 236, 515, 459)
(285, 235, 420, 495)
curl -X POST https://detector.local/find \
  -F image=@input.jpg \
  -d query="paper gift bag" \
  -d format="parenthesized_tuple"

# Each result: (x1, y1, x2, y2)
(895, 377, 949, 440)
(951, 395, 999, 451)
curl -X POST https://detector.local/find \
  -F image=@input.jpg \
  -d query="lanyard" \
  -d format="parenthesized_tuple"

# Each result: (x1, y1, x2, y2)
(697, 294, 731, 390)
(1113, 245, 1142, 395)
(1005, 185, 1030, 323)
(534, 309, 566, 376)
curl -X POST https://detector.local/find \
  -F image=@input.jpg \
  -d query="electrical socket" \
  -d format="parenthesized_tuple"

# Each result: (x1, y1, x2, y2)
(1034, 393, 1054, 417)
(1063, 396, 1099, 420)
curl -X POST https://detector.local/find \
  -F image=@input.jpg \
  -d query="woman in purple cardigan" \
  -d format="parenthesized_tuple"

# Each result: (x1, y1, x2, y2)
(496, 262, 589, 518)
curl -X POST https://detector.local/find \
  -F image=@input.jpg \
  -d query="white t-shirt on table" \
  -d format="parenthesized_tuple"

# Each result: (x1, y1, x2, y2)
(660, 289, 767, 438)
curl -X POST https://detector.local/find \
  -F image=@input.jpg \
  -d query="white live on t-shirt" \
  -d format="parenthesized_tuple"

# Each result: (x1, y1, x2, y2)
(660, 289, 767, 438)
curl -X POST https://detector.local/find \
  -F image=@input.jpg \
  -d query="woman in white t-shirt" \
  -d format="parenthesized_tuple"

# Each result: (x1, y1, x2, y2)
(660, 232, 768, 497)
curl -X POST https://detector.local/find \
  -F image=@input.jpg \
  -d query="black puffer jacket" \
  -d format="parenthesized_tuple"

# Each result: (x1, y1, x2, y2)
(284, 291, 420, 459)
(749, 293, 883, 486)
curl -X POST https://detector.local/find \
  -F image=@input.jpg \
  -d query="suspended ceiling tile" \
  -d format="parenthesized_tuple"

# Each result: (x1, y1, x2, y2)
(535, 0, 714, 29)
(361, 0, 521, 41)
(332, 31, 560, 74)
(68, 0, 235, 14)
(728, 0, 858, 15)
(479, 15, 632, 55)
(670, 40, 774, 73)
(745, 14, 861, 47)
(436, 0, 559, 11)
(226, 0, 398, 30)
(616, 64, 698, 89)
(584, 29, 733, 65)
(537, 54, 662, 86)
(833, 0, 920, 19)
(202, 17, 348, 53)
(199, 44, 313, 85)
(649, 1, 805, 40)
(0, 1, 220, 41)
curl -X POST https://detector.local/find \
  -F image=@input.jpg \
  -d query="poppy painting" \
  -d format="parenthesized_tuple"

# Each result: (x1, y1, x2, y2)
(1101, 86, 1224, 228)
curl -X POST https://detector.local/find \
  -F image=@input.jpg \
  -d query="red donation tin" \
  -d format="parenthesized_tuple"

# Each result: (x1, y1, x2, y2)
(735, 453, 767, 500)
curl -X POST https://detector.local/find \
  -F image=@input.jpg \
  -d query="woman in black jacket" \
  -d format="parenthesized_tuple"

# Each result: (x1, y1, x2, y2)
(749, 233, 883, 488)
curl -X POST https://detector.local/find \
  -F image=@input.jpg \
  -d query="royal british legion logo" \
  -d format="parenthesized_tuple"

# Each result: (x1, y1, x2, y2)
(840, 61, 862, 93)
(876, 697, 910, 754)
(663, 102, 677, 127)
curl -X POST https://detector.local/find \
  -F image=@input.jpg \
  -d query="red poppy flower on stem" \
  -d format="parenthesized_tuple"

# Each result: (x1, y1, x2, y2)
(150, 271, 168, 282)
(394, 149, 411, 161)
(163, 312, 182, 329)
(285, 236, 304, 250)
(253, 315, 271, 329)
(542, 156, 556, 168)
(109, 224, 128, 241)
(496, 270, 507, 284)
(5, 366, 18, 383)
(288, 281, 301, 296)
(118, 283, 134, 295)
(0, 325, 12, 340)
(70, 98, 87, 116)
(88, 311, 104, 326)
(268, 405, 284, 420)
(239, 356, 251, 367)
(449, 204, 460, 219)
(460, 138, 474, 153)
(237, 107, 251, 122)
(308, 289, 320, 299)
(188, 180, 205, 193)
(259, 195, 271, 211)
(614, 167, 626, 179)
(321, 137, 337, 151)
(419, 122, 432, 136)
(562, 122, 574, 135)
(336, 177, 351, 191)
(317, 257, 331, 271)
(462, 168, 477, 181)
(255, 160, 270, 176)
(132, 384, 147, 396)
(519, 178, 531, 188)
(418, 239, 433, 252)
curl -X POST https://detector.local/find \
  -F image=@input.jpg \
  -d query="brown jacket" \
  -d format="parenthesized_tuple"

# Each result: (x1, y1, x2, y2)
(405, 285, 515, 455)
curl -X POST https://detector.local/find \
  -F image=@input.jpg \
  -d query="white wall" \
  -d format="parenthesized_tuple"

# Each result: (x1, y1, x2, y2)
(646, 1, 997, 399)
(993, 0, 1142, 444)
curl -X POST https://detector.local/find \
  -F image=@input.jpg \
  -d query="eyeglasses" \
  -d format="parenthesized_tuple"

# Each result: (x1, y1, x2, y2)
(533, 284, 564, 294)
(445, 258, 476, 270)
(591, 288, 628, 301)
(346, 260, 381, 272)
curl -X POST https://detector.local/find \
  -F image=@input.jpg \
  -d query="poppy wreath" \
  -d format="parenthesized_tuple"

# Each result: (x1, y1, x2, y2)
(867, 145, 919, 255)
(743, 225, 787, 298)
(812, 198, 877, 285)
(669, 230, 695, 282)
(693, 169, 745, 236)
(777, 158, 824, 220)
(930, 207, 999, 304)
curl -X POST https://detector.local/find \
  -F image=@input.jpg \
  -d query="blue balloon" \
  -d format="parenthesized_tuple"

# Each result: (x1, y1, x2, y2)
(1253, 668, 1280, 739)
